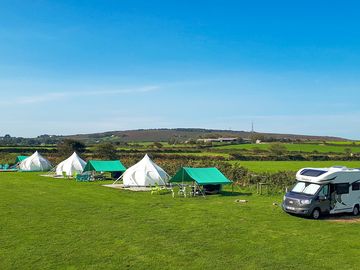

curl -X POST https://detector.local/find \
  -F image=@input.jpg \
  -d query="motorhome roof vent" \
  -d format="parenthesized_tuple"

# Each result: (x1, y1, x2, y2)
(330, 166, 347, 170)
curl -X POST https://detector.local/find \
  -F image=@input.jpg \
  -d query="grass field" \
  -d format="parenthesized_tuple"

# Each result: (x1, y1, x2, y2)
(215, 143, 360, 153)
(232, 161, 360, 173)
(1, 173, 360, 269)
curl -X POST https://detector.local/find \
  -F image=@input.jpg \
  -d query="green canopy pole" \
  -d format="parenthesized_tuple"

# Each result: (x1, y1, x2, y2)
(182, 168, 184, 184)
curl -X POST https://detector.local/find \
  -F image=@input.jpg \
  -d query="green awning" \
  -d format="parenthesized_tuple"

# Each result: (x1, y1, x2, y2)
(16, 156, 29, 163)
(83, 160, 126, 173)
(170, 167, 232, 185)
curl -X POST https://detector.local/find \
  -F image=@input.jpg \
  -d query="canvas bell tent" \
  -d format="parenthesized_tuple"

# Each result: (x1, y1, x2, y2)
(170, 167, 232, 194)
(55, 152, 86, 177)
(19, 151, 52, 171)
(115, 154, 170, 186)
(83, 160, 126, 179)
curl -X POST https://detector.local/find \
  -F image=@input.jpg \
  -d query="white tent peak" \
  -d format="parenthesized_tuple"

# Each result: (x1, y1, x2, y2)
(69, 152, 81, 159)
(118, 154, 170, 187)
(19, 151, 52, 171)
(142, 153, 151, 161)
(55, 152, 86, 176)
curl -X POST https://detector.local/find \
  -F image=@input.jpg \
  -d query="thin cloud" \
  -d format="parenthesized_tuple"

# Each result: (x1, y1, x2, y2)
(85, 86, 159, 95)
(16, 93, 67, 104)
(1, 85, 160, 106)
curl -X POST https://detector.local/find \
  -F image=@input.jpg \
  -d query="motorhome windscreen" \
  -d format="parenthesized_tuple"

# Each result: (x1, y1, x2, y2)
(300, 169, 327, 177)
(292, 182, 321, 195)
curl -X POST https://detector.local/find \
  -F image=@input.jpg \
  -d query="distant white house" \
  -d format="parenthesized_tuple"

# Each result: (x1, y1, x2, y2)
(197, 137, 238, 143)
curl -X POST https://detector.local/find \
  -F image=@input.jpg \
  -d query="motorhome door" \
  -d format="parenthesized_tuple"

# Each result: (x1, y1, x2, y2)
(317, 185, 330, 213)
(330, 183, 352, 213)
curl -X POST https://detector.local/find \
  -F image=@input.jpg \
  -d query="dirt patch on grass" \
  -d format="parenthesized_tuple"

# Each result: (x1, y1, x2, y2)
(102, 184, 159, 192)
(326, 215, 360, 223)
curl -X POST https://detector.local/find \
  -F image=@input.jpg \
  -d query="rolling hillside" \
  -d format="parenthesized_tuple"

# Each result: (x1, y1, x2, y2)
(57, 128, 349, 143)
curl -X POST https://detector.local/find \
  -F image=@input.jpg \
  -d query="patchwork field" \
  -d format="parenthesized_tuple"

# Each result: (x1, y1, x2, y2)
(1, 173, 360, 269)
(233, 161, 360, 173)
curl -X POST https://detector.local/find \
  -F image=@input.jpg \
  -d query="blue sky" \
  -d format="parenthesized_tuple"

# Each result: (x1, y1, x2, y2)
(1, 1, 360, 138)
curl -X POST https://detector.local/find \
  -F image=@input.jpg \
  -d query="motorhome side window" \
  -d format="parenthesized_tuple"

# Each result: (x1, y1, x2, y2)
(318, 185, 329, 197)
(335, 183, 349, 194)
(352, 182, 360, 191)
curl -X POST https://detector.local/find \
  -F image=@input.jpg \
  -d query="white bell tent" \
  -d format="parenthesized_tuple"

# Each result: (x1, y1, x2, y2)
(116, 154, 170, 186)
(19, 151, 52, 171)
(55, 152, 86, 176)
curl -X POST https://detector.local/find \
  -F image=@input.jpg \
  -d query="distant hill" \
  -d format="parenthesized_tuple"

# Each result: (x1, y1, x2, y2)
(56, 128, 349, 143)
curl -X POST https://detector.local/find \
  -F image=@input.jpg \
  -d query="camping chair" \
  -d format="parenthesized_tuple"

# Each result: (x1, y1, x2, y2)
(168, 183, 175, 198)
(76, 173, 92, 182)
(190, 185, 197, 197)
(152, 183, 171, 195)
(189, 183, 205, 197)
(94, 172, 106, 181)
(151, 183, 162, 195)
(197, 184, 206, 198)
(178, 184, 187, 198)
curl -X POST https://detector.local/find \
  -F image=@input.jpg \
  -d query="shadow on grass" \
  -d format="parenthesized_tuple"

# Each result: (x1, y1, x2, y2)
(221, 191, 253, 197)
(158, 192, 173, 196)
(288, 212, 360, 223)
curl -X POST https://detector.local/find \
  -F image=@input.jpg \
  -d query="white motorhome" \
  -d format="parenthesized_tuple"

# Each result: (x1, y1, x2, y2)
(282, 166, 360, 219)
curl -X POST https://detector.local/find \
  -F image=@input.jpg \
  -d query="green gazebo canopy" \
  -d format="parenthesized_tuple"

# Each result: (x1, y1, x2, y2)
(83, 160, 126, 173)
(15, 156, 29, 164)
(170, 167, 232, 185)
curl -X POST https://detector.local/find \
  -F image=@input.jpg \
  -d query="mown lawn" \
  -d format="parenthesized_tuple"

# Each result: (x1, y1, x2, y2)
(1, 173, 360, 269)
(232, 161, 360, 173)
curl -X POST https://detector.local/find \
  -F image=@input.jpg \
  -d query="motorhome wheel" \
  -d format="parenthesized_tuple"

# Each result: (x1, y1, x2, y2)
(352, 205, 359, 216)
(312, 209, 320, 219)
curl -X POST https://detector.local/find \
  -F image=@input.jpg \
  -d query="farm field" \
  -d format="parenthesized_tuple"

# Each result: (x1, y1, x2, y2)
(325, 141, 360, 145)
(232, 161, 360, 173)
(162, 151, 231, 158)
(1, 173, 360, 269)
(215, 143, 360, 153)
